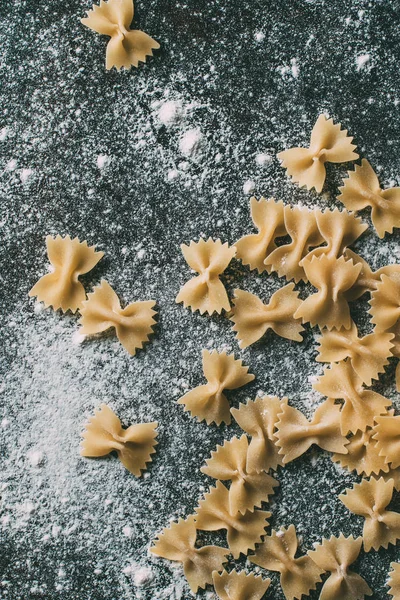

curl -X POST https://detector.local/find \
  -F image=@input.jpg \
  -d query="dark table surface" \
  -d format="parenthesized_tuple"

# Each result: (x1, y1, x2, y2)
(1, 0, 400, 598)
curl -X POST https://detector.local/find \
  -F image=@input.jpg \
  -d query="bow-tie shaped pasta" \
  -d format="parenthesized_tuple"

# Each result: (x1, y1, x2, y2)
(306, 208, 367, 261)
(332, 422, 391, 477)
(231, 284, 304, 349)
(277, 114, 358, 193)
(80, 404, 157, 476)
(194, 481, 270, 558)
(200, 435, 279, 515)
(275, 399, 349, 464)
(313, 361, 391, 435)
(231, 395, 285, 472)
(388, 563, 400, 599)
(29, 235, 104, 313)
(235, 197, 286, 273)
(212, 569, 271, 600)
(294, 255, 362, 330)
(307, 534, 372, 600)
(344, 249, 400, 301)
(316, 322, 394, 385)
(339, 477, 400, 552)
(81, 0, 159, 71)
(372, 413, 400, 469)
(177, 350, 254, 426)
(79, 280, 156, 355)
(338, 159, 400, 238)
(250, 524, 324, 600)
(150, 515, 229, 593)
(264, 205, 323, 283)
(176, 238, 236, 315)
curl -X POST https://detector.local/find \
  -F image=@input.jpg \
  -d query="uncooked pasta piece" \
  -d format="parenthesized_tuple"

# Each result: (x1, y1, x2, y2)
(176, 238, 236, 315)
(177, 350, 254, 426)
(79, 280, 156, 355)
(194, 481, 270, 558)
(264, 205, 323, 283)
(235, 197, 286, 273)
(332, 423, 390, 477)
(338, 158, 400, 238)
(313, 361, 391, 435)
(29, 235, 104, 313)
(388, 563, 400, 599)
(306, 208, 367, 261)
(200, 435, 279, 515)
(250, 524, 324, 600)
(374, 467, 400, 491)
(370, 274, 400, 368)
(344, 249, 400, 301)
(275, 398, 349, 464)
(80, 404, 157, 476)
(230, 284, 304, 349)
(373, 413, 400, 469)
(150, 515, 228, 593)
(212, 569, 271, 600)
(81, 0, 159, 70)
(339, 477, 400, 552)
(308, 534, 372, 600)
(316, 322, 394, 385)
(277, 114, 358, 193)
(231, 395, 285, 472)
(294, 255, 361, 330)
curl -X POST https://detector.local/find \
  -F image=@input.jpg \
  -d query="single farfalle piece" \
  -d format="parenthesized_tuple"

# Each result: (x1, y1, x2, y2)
(264, 205, 323, 283)
(235, 197, 286, 273)
(79, 280, 156, 355)
(176, 238, 236, 315)
(370, 273, 400, 345)
(373, 413, 400, 469)
(332, 424, 390, 477)
(277, 114, 358, 193)
(80, 404, 157, 476)
(200, 435, 279, 515)
(308, 534, 372, 600)
(294, 254, 362, 330)
(230, 284, 304, 349)
(150, 515, 229, 593)
(344, 249, 400, 301)
(177, 350, 254, 426)
(212, 569, 271, 600)
(231, 395, 285, 472)
(388, 563, 400, 599)
(81, 0, 159, 71)
(339, 477, 400, 552)
(275, 398, 349, 464)
(338, 159, 400, 238)
(194, 481, 270, 558)
(29, 235, 104, 313)
(250, 524, 324, 600)
(313, 361, 391, 435)
(307, 208, 367, 261)
(316, 322, 394, 385)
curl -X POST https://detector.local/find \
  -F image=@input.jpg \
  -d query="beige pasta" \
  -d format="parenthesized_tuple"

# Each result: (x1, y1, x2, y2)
(81, 0, 159, 71)
(332, 424, 390, 478)
(338, 158, 400, 238)
(373, 413, 400, 469)
(306, 208, 367, 261)
(277, 114, 358, 193)
(177, 350, 254, 426)
(388, 563, 400, 599)
(150, 515, 228, 593)
(212, 569, 271, 600)
(79, 279, 157, 355)
(176, 238, 236, 315)
(80, 404, 157, 476)
(29, 235, 104, 313)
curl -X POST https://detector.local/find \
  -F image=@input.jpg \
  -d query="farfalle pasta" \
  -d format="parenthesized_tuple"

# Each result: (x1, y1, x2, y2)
(373, 413, 400, 469)
(200, 435, 279, 515)
(313, 361, 391, 434)
(388, 563, 400, 599)
(29, 235, 104, 313)
(235, 197, 286, 273)
(338, 158, 400, 238)
(332, 425, 390, 477)
(250, 524, 324, 600)
(212, 569, 271, 600)
(308, 534, 372, 600)
(177, 350, 254, 426)
(339, 477, 400, 552)
(306, 208, 367, 261)
(150, 515, 228, 593)
(294, 254, 361, 330)
(80, 404, 157, 476)
(277, 114, 358, 193)
(81, 0, 159, 71)
(275, 398, 349, 464)
(194, 481, 270, 558)
(79, 279, 157, 355)
(230, 284, 304, 348)
(344, 249, 400, 301)
(231, 395, 284, 472)
(176, 238, 236, 315)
